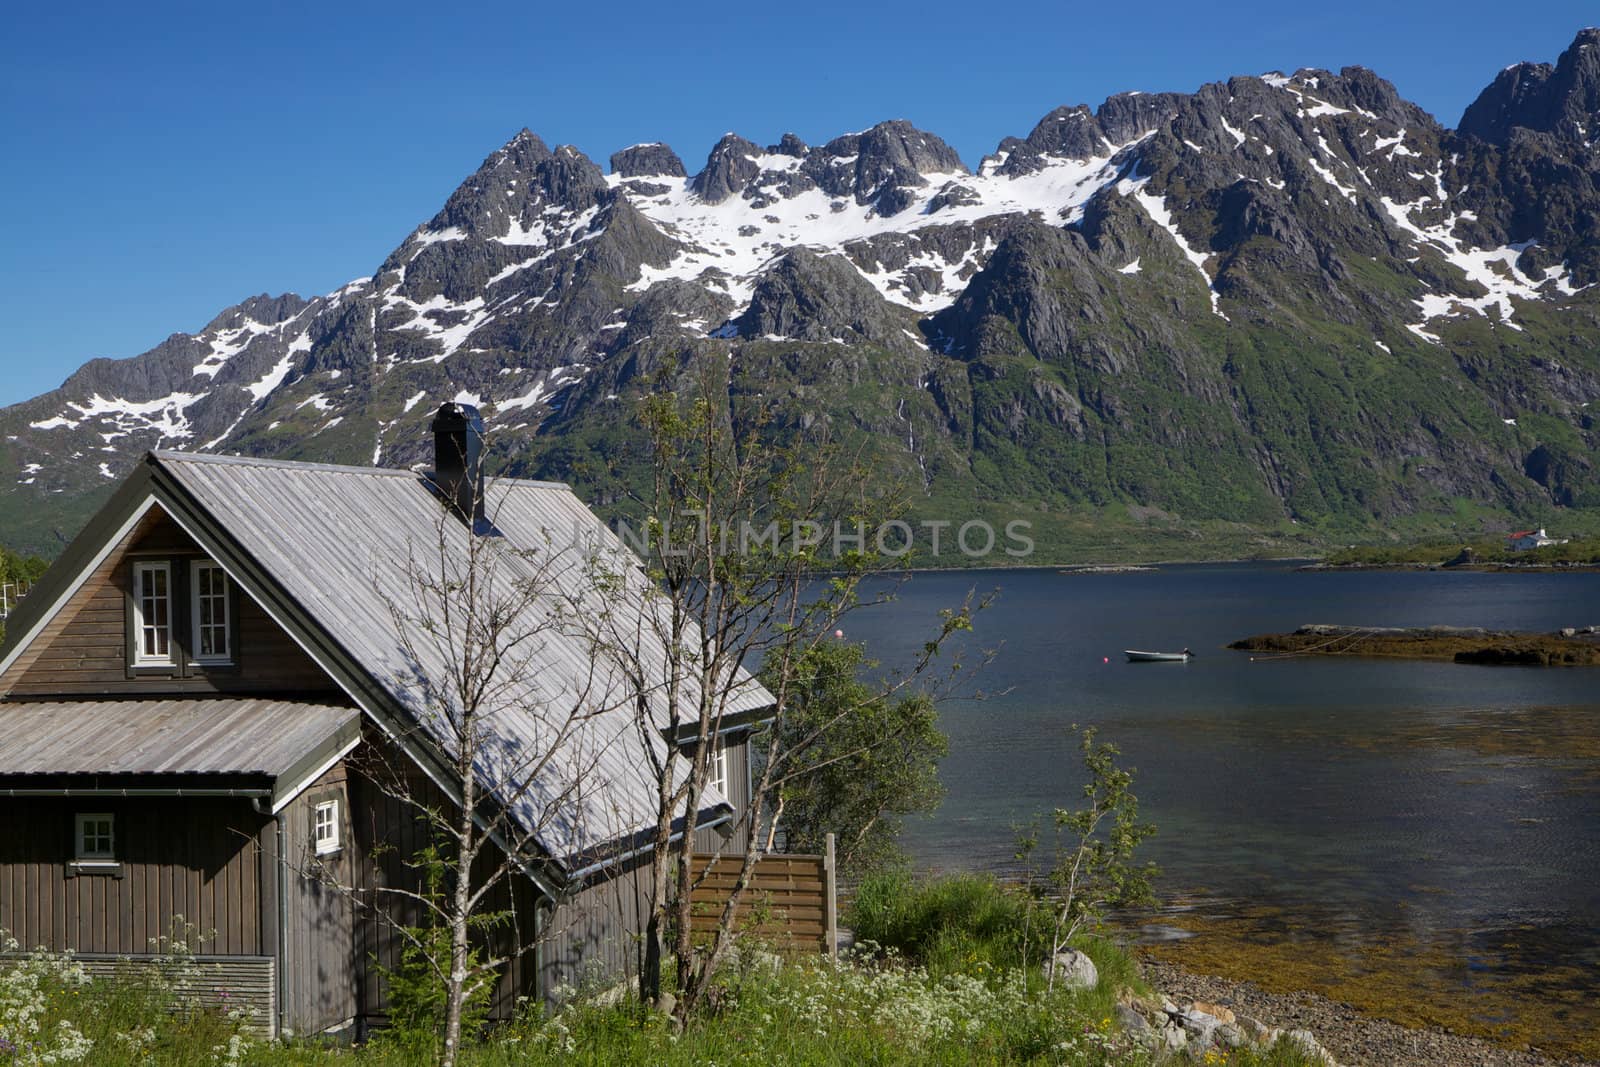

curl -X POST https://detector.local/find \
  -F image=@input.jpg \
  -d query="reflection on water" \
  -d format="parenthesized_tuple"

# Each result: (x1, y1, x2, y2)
(841, 563, 1600, 1054)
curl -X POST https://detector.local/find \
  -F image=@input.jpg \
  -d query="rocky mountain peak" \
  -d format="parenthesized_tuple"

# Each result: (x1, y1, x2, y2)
(822, 120, 967, 175)
(1096, 92, 1186, 145)
(1460, 27, 1600, 144)
(490, 128, 556, 170)
(610, 142, 686, 178)
(1024, 105, 1105, 157)
(804, 120, 967, 215)
(692, 133, 765, 203)
(539, 146, 609, 204)
(409, 135, 606, 248)
(769, 132, 810, 157)
(732, 246, 915, 348)
(985, 105, 1110, 177)
(203, 293, 310, 333)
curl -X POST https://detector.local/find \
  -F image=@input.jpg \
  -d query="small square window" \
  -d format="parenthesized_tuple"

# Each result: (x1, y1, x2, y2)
(313, 800, 340, 855)
(75, 813, 115, 861)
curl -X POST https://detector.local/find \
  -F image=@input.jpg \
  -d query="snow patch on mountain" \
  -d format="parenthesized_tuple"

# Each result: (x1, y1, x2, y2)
(615, 138, 1142, 316)
(385, 294, 493, 363)
(497, 204, 600, 247)
(1380, 190, 1584, 334)
(409, 226, 466, 255)
(1307, 156, 1360, 203)
(192, 317, 278, 378)
(1118, 171, 1227, 319)
(30, 391, 202, 441)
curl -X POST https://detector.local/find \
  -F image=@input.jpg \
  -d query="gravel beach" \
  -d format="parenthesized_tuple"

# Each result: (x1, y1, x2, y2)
(1141, 958, 1600, 1067)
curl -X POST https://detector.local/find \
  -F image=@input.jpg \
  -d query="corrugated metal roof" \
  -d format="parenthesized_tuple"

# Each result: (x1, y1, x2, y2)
(150, 451, 773, 869)
(0, 698, 358, 777)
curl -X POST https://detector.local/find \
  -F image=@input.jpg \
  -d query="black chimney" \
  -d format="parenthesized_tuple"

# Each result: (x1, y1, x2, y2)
(430, 402, 485, 526)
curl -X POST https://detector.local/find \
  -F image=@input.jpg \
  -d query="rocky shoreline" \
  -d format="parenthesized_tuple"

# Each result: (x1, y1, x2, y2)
(1300, 561, 1600, 573)
(1139, 958, 1600, 1067)
(1228, 624, 1600, 665)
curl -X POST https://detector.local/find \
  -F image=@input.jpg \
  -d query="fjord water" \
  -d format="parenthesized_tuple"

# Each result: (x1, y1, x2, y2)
(845, 563, 1600, 1041)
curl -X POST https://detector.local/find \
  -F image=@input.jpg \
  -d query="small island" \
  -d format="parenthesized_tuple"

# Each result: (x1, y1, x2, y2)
(1306, 533, 1600, 572)
(1057, 564, 1158, 575)
(1230, 624, 1600, 665)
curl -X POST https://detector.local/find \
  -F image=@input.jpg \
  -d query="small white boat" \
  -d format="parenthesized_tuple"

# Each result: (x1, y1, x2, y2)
(1125, 648, 1193, 663)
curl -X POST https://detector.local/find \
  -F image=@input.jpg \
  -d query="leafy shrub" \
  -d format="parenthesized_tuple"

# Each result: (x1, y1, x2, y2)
(848, 870, 1036, 974)
(370, 846, 496, 1057)
(376, 923, 493, 1055)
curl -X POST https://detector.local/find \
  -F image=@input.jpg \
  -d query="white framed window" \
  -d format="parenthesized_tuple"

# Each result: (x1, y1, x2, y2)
(708, 736, 728, 796)
(189, 561, 231, 664)
(313, 800, 340, 855)
(75, 813, 115, 861)
(131, 562, 173, 665)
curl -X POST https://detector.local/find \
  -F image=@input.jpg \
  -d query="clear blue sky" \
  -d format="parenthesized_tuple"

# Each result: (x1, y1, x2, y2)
(2, 1, 1595, 408)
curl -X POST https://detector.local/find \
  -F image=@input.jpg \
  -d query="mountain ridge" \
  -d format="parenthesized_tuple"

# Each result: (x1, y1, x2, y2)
(6, 32, 1600, 558)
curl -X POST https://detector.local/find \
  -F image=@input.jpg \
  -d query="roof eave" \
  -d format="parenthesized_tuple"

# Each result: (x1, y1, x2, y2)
(0, 771, 276, 798)
(667, 702, 777, 743)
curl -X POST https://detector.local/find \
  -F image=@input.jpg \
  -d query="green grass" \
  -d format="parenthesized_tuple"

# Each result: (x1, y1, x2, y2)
(0, 946, 1195, 1066)
(4, 883, 1330, 1066)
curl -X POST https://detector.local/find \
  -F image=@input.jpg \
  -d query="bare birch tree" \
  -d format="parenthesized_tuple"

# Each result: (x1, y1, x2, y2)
(578, 356, 988, 1020)
(346, 475, 628, 1067)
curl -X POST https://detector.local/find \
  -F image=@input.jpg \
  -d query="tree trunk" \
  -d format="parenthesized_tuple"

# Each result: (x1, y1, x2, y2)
(641, 913, 664, 1004)
(443, 763, 478, 1067)
(671, 836, 697, 1019)
(442, 903, 468, 1067)
(642, 797, 677, 1008)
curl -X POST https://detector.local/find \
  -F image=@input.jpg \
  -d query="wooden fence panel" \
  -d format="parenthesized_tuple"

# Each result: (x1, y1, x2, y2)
(689, 849, 835, 956)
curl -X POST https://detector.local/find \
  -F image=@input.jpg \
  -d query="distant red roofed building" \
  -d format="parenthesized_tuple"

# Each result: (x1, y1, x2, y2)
(1508, 528, 1566, 551)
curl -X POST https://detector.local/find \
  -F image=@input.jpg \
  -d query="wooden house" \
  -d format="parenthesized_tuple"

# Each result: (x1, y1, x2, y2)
(0, 406, 772, 1038)
(1507, 527, 1566, 551)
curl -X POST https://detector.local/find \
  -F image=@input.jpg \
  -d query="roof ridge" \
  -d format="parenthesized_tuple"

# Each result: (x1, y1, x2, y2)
(150, 450, 420, 478)
(150, 450, 574, 491)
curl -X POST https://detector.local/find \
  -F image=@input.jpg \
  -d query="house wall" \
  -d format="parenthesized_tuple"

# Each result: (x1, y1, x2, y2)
(541, 853, 653, 998)
(0, 796, 268, 955)
(276, 761, 359, 1036)
(2, 510, 339, 699)
(342, 734, 711, 1020)
(344, 742, 543, 1025)
(693, 731, 753, 855)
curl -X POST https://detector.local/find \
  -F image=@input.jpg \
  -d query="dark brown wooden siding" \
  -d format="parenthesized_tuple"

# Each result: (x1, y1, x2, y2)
(542, 855, 653, 998)
(0, 508, 162, 687)
(694, 732, 752, 855)
(345, 740, 542, 1023)
(0, 797, 268, 955)
(278, 761, 358, 1035)
(3, 510, 339, 699)
(340, 730, 762, 1015)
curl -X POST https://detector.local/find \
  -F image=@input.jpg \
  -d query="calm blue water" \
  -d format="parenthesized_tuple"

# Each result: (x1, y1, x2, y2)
(842, 563, 1600, 995)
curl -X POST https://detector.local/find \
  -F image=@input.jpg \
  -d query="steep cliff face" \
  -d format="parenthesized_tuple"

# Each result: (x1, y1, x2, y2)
(6, 32, 1600, 555)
